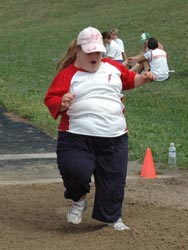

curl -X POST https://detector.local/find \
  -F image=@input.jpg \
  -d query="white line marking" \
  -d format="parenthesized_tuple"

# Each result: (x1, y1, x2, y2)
(0, 153, 56, 160)
(0, 179, 62, 185)
(0, 175, 180, 185)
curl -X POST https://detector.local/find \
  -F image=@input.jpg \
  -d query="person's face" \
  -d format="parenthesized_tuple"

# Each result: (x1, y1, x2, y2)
(76, 49, 102, 73)
(111, 33, 118, 40)
(103, 37, 110, 45)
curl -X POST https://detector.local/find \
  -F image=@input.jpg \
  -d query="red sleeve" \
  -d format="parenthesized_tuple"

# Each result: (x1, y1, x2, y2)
(44, 64, 77, 119)
(102, 58, 136, 90)
(120, 66, 136, 90)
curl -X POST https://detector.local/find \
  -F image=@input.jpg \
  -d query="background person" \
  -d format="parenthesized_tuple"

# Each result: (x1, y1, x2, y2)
(126, 32, 164, 71)
(140, 32, 164, 54)
(44, 26, 156, 231)
(110, 28, 127, 63)
(102, 31, 123, 62)
(128, 37, 169, 81)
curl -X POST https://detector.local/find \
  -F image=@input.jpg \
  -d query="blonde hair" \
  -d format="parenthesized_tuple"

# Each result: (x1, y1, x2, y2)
(110, 28, 119, 35)
(56, 39, 78, 73)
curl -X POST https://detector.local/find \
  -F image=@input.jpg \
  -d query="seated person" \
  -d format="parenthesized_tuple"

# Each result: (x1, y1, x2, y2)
(102, 31, 123, 63)
(128, 37, 169, 81)
(140, 32, 164, 54)
(125, 32, 164, 70)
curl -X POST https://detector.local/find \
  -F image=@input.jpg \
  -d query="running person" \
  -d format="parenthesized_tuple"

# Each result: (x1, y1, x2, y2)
(44, 26, 156, 231)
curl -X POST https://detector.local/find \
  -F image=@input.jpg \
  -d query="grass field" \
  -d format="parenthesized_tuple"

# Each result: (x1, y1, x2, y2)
(0, 0, 188, 167)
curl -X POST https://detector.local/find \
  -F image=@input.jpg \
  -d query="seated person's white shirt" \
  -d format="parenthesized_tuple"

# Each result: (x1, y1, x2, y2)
(144, 48, 169, 81)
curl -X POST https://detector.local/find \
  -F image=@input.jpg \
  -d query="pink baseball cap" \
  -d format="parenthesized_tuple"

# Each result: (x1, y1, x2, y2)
(77, 27, 106, 53)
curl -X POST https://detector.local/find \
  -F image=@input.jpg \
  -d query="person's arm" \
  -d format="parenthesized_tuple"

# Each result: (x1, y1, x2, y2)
(44, 71, 71, 119)
(122, 51, 127, 61)
(128, 54, 146, 64)
(134, 71, 156, 87)
(118, 63, 155, 90)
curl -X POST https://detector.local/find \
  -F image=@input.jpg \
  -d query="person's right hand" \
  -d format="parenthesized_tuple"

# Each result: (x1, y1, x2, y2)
(127, 57, 137, 65)
(60, 93, 76, 112)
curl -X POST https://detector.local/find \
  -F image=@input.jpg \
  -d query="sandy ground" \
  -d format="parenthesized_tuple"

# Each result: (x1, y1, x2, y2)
(2, 107, 187, 249)
(0, 166, 188, 250)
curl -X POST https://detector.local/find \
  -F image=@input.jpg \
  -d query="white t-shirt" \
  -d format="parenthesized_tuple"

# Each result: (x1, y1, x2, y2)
(144, 48, 169, 81)
(105, 40, 122, 61)
(45, 58, 136, 137)
(114, 38, 125, 53)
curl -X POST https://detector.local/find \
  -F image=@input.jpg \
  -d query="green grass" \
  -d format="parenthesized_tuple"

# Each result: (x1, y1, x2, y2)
(0, 0, 188, 167)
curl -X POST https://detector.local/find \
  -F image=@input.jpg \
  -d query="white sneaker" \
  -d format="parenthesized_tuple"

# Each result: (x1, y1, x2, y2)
(67, 199, 87, 225)
(107, 218, 130, 231)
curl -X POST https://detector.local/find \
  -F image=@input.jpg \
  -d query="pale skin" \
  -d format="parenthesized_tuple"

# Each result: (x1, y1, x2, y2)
(127, 54, 150, 73)
(123, 41, 149, 68)
(59, 93, 75, 112)
(128, 54, 146, 65)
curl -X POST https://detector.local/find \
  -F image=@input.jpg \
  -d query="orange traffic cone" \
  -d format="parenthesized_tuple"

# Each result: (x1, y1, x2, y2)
(140, 148, 157, 178)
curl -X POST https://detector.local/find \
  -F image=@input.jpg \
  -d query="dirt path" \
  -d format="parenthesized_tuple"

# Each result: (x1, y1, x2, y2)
(1, 107, 187, 249)
(0, 169, 188, 250)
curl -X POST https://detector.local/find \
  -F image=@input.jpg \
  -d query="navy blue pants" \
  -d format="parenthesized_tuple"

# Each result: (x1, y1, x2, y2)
(57, 131, 128, 223)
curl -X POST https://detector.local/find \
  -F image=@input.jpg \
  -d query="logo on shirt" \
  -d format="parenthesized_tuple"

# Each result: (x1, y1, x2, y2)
(108, 74, 112, 83)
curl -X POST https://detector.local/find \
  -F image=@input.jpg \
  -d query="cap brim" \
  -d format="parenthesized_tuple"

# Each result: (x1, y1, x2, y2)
(81, 44, 106, 54)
